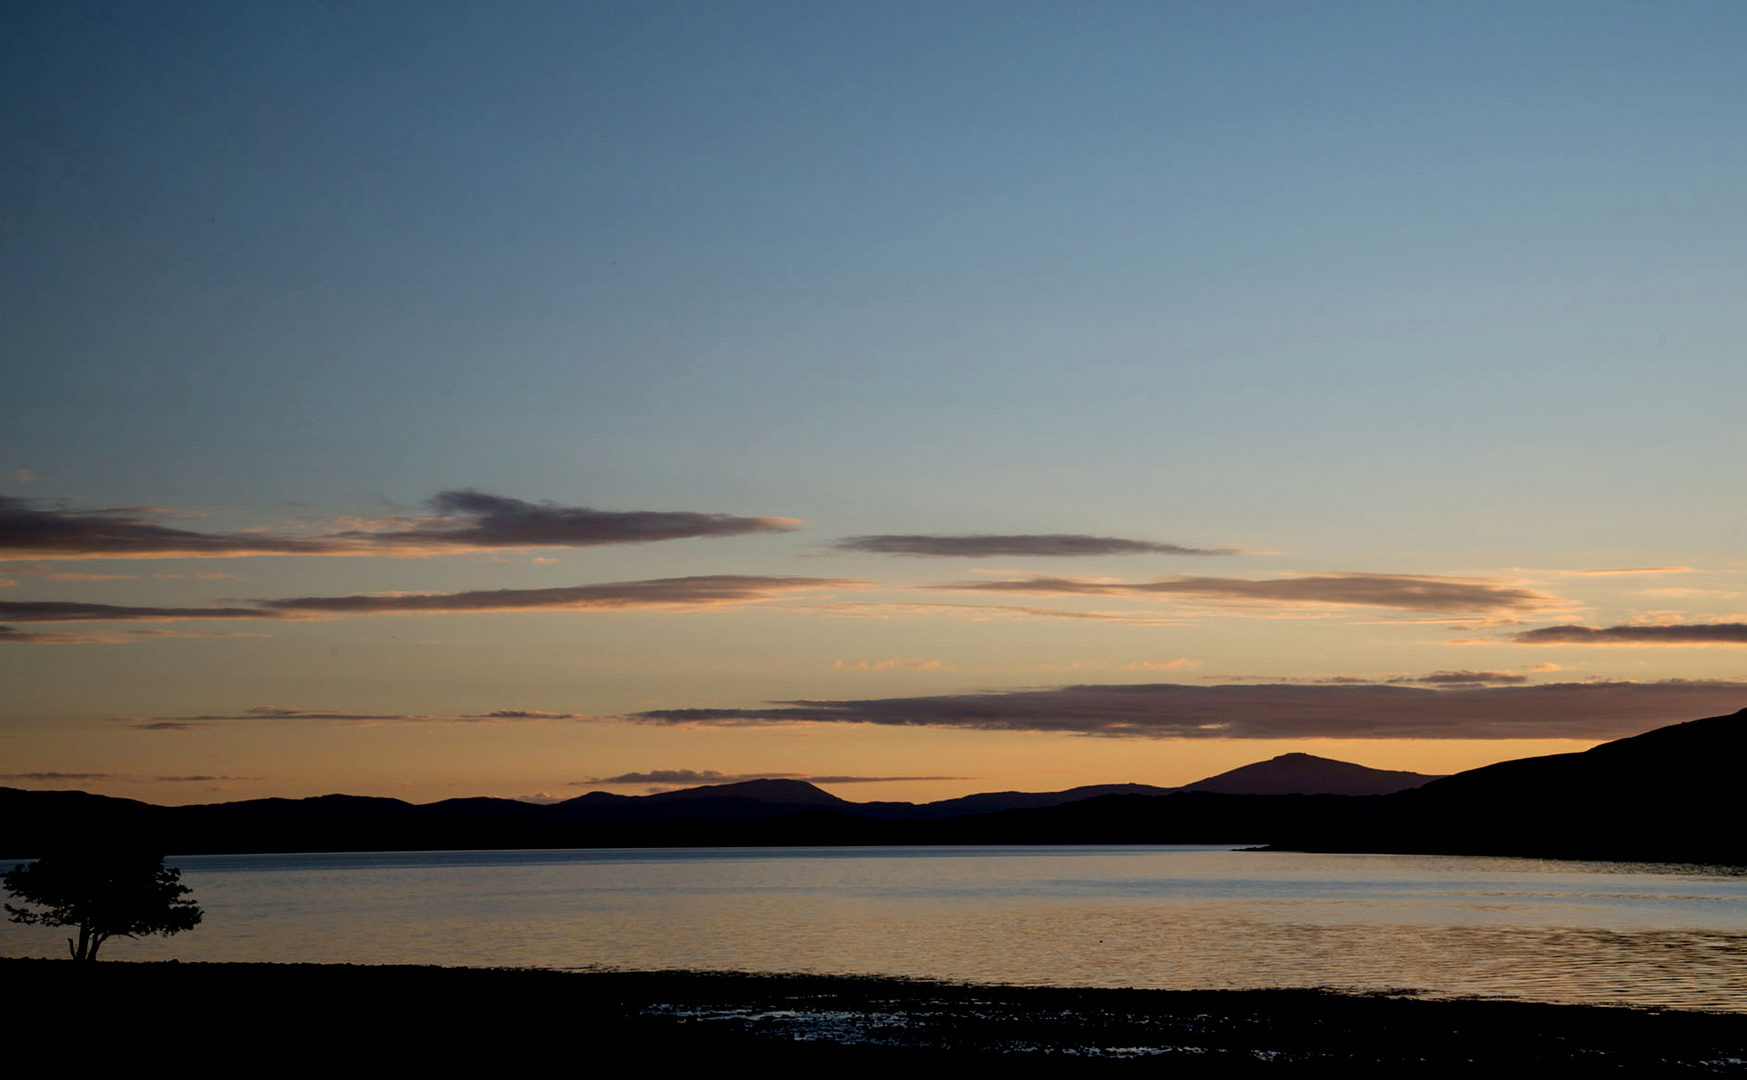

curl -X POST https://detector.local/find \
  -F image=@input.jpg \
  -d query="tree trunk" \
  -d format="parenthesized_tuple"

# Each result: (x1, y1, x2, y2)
(69, 921, 93, 961)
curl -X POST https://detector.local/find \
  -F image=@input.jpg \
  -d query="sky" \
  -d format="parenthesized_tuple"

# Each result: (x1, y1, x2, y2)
(3, 1, 1745, 806)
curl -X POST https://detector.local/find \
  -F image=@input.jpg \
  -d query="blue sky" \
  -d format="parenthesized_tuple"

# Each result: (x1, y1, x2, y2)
(4, 2, 1745, 803)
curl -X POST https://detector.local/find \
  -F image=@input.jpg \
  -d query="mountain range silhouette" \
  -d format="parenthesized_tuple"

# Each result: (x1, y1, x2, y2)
(4, 708, 1742, 864)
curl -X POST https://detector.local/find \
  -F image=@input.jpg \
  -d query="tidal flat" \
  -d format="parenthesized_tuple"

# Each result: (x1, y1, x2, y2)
(11, 959, 1745, 1072)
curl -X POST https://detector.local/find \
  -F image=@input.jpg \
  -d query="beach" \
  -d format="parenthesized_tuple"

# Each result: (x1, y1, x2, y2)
(12, 959, 1744, 1071)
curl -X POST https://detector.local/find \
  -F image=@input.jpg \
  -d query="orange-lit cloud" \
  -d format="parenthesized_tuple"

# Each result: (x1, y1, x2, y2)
(629, 680, 1747, 739)
(835, 533, 1239, 557)
(0, 490, 799, 560)
(929, 572, 1561, 614)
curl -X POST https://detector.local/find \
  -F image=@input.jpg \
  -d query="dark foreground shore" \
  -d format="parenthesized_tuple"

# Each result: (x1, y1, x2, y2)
(8, 959, 1744, 1072)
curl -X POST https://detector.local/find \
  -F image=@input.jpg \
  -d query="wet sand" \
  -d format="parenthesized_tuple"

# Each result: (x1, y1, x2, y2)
(8, 959, 1743, 1072)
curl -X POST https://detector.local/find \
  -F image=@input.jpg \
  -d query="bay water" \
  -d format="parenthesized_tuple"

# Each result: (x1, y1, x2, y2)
(3, 845, 1743, 1011)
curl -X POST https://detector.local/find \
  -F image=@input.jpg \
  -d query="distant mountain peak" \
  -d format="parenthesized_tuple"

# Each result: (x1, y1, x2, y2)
(1181, 754, 1441, 797)
(646, 778, 848, 806)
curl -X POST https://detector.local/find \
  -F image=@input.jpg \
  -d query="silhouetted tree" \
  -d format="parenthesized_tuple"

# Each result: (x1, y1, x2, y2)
(3, 851, 202, 960)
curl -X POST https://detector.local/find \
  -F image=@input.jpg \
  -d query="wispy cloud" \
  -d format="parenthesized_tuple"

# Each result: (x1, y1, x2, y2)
(0, 625, 269, 645)
(832, 657, 953, 673)
(1549, 567, 1698, 576)
(628, 680, 1747, 740)
(0, 771, 119, 782)
(0, 626, 125, 644)
(1404, 669, 1531, 685)
(1202, 667, 1543, 686)
(0, 601, 269, 622)
(798, 601, 1188, 625)
(2, 576, 859, 628)
(0, 564, 136, 582)
(259, 575, 860, 616)
(1512, 623, 1747, 646)
(930, 572, 1561, 614)
(835, 534, 1238, 557)
(0, 771, 257, 783)
(122, 705, 583, 730)
(0, 490, 799, 560)
(151, 774, 259, 782)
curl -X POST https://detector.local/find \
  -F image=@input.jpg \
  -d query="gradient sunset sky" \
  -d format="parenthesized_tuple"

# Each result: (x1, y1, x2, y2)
(4, 2, 1745, 806)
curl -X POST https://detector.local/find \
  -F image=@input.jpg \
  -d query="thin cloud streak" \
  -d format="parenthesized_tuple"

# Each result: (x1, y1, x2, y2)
(2, 576, 860, 626)
(932, 573, 1561, 614)
(0, 772, 257, 783)
(1552, 567, 1698, 576)
(259, 576, 861, 615)
(1, 626, 123, 644)
(1513, 623, 1747, 645)
(1206, 669, 1536, 686)
(0, 625, 270, 645)
(836, 534, 1238, 557)
(0, 771, 118, 782)
(1401, 670, 1531, 685)
(121, 705, 583, 729)
(798, 601, 1188, 625)
(0, 601, 267, 622)
(0, 490, 798, 560)
(629, 680, 1747, 740)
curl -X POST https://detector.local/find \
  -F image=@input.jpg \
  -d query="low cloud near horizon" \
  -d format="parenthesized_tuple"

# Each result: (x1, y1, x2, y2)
(836, 534, 1238, 557)
(0, 490, 799, 560)
(0, 771, 257, 783)
(1209, 668, 1550, 687)
(573, 768, 972, 787)
(630, 680, 1747, 740)
(122, 705, 582, 731)
(1513, 623, 1747, 645)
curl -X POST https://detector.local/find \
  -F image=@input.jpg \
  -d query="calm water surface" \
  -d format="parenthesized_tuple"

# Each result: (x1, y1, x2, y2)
(4, 846, 1743, 1011)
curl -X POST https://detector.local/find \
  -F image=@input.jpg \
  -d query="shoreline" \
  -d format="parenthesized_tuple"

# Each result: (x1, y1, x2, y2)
(9, 959, 1744, 1070)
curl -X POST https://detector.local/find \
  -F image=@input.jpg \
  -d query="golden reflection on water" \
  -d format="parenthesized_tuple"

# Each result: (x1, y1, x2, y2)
(3, 847, 1742, 1010)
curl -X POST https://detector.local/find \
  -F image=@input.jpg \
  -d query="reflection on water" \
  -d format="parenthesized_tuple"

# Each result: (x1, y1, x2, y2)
(3, 846, 1743, 1011)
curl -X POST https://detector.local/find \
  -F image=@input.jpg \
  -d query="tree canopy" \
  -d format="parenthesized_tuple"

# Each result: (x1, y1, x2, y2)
(3, 851, 202, 960)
